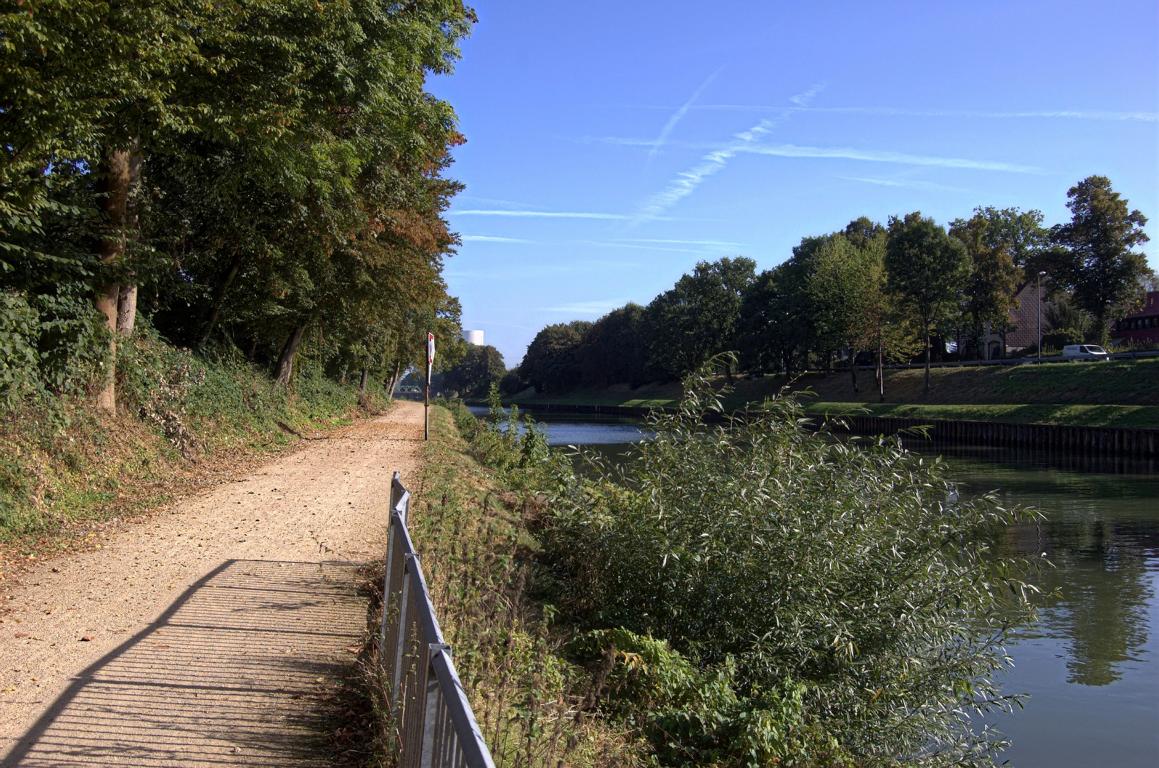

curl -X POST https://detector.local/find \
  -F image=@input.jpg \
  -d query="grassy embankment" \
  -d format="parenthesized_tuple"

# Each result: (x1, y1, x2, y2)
(508, 357, 1159, 429)
(0, 331, 385, 569)
(358, 403, 641, 767)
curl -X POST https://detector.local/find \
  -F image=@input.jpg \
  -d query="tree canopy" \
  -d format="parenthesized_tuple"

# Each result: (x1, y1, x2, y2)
(1, 1, 476, 410)
(885, 212, 971, 392)
(1048, 176, 1151, 344)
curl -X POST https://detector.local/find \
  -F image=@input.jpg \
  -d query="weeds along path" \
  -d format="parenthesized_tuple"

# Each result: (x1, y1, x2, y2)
(0, 400, 426, 767)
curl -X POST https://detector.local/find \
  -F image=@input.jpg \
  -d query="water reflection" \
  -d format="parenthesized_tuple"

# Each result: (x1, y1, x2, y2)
(928, 451, 1158, 690)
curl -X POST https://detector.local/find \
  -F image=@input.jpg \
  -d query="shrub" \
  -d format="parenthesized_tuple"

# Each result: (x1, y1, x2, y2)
(539, 359, 1040, 766)
(0, 291, 41, 408)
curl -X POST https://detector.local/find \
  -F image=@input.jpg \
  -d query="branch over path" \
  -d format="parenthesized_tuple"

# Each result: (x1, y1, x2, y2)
(0, 401, 426, 766)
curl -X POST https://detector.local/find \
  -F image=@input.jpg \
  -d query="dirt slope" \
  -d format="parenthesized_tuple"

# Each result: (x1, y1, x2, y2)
(0, 400, 426, 767)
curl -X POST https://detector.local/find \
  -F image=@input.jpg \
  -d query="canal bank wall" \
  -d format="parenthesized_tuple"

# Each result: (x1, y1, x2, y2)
(828, 413, 1159, 460)
(507, 402, 1159, 460)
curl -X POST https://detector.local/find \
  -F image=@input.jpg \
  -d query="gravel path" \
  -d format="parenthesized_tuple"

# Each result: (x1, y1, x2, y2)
(0, 401, 426, 767)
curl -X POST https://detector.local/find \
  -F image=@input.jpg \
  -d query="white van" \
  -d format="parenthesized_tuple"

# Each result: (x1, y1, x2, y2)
(1061, 344, 1110, 361)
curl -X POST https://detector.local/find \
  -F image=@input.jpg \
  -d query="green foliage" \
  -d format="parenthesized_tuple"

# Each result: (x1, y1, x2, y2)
(737, 265, 804, 375)
(642, 257, 756, 379)
(537, 360, 1040, 765)
(0, 292, 41, 407)
(3, 0, 476, 409)
(576, 303, 650, 388)
(378, 405, 647, 767)
(0, 326, 365, 541)
(1048, 176, 1152, 344)
(521, 321, 592, 393)
(1043, 294, 1094, 347)
(950, 210, 1030, 355)
(886, 213, 971, 389)
(806, 231, 884, 358)
(499, 367, 527, 396)
(442, 344, 506, 399)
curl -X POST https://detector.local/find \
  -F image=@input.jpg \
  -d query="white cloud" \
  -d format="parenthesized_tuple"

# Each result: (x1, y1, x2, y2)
(595, 135, 1040, 174)
(648, 67, 725, 160)
(615, 237, 747, 249)
(836, 176, 970, 193)
(460, 235, 535, 243)
(660, 104, 1159, 123)
(452, 209, 631, 220)
(789, 83, 827, 107)
(541, 299, 631, 315)
(743, 143, 1041, 173)
(633, 84, 825, 223)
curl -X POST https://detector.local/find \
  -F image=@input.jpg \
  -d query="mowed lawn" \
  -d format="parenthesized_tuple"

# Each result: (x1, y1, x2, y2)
(505, 358, 1159, 429)
(779, 357, 1159, 406)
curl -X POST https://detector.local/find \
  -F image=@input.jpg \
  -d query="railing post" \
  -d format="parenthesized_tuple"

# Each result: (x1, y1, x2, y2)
(392, 553, 418, 711)
(382, 472, 496, 768)
(420, 643, 452, 768)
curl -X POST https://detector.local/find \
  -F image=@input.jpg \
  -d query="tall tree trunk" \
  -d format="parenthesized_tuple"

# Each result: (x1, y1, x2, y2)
(1094, 313, 1109, 346)
(849, 349, 859, 394)
(358, 369, 369, 406)
(115, 143, 142, 337)
(877, 340, 885, 402)
(116, 284, 138, 335)
(197, 254, 244, 348)
(94, 146, 135, 412)
(386, 360, 402, 398)
(274, 324, 307, 387)
(924, 328, 932, 395)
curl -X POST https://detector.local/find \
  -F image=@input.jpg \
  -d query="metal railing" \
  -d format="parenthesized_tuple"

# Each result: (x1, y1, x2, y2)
(379, 472, 496, 768)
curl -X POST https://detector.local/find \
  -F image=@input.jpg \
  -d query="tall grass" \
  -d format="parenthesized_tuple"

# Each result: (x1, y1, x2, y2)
(0, 326, 383, 545)
(359, 403, 645, 767)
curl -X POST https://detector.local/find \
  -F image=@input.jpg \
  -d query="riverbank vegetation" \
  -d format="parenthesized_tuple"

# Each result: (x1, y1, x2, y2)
(536, 368, 1041, 766)
(0, 329, 385, 567)
(358, 402, 647, 767)
(499, 177, 1151, 402)
(1, 4, 477, 548)
(424, 365, 1042, 766)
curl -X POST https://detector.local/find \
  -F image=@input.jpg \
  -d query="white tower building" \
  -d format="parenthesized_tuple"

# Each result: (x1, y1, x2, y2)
(463, 329, 485, 346)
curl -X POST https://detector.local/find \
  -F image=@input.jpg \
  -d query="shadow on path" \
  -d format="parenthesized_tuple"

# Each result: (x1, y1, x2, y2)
(3, 560, 366, 767)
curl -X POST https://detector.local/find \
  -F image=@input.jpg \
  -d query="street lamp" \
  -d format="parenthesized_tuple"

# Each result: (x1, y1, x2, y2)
(1037, 270, 1047, 362)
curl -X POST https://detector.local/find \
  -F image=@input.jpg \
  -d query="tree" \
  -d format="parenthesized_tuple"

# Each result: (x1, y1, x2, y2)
(737, 268, 792, 375)
(576, 303, 649, 388)
(949, 211, 1025, 359)
(2, 0, 205, 409)
(521, 321, 592, 393)
(442, 344, 505, 399)
(885, 213, 970, 394)
(1, 0, 476, 410)
(806, 230, 886, 393)
(642, 257, 756, 379)
(1049, 176, 1151, 344)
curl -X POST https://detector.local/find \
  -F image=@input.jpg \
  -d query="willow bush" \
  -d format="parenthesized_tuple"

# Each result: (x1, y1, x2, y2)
(537, 361, 1041, 766)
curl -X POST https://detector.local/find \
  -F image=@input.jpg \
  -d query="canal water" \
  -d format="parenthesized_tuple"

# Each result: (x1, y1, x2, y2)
(470, 407, 1159, 766)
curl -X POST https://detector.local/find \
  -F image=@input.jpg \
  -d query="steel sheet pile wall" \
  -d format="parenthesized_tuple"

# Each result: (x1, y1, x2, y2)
(380, 472, 496, 768)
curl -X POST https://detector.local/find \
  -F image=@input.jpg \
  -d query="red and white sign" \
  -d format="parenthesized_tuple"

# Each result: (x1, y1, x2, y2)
(426, 332, 436, 365)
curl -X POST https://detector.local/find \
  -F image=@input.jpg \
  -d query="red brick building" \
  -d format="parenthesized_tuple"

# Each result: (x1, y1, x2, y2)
(1113, 291, 1159, 345)
(979, 281, 1050, 358)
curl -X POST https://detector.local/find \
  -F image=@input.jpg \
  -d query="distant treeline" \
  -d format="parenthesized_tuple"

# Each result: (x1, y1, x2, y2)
(1, 3, 476, 414)
(501, 176, 1151, 396)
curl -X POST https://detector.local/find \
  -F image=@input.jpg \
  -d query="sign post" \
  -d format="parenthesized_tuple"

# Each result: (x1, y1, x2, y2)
(425, 332, 435, 441)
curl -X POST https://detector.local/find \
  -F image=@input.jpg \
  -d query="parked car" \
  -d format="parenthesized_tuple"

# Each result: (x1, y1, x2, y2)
(1061, 344, 1110, 361)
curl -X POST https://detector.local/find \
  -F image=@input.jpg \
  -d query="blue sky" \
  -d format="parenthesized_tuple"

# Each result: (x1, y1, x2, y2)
(429, 1, 1159, 366)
